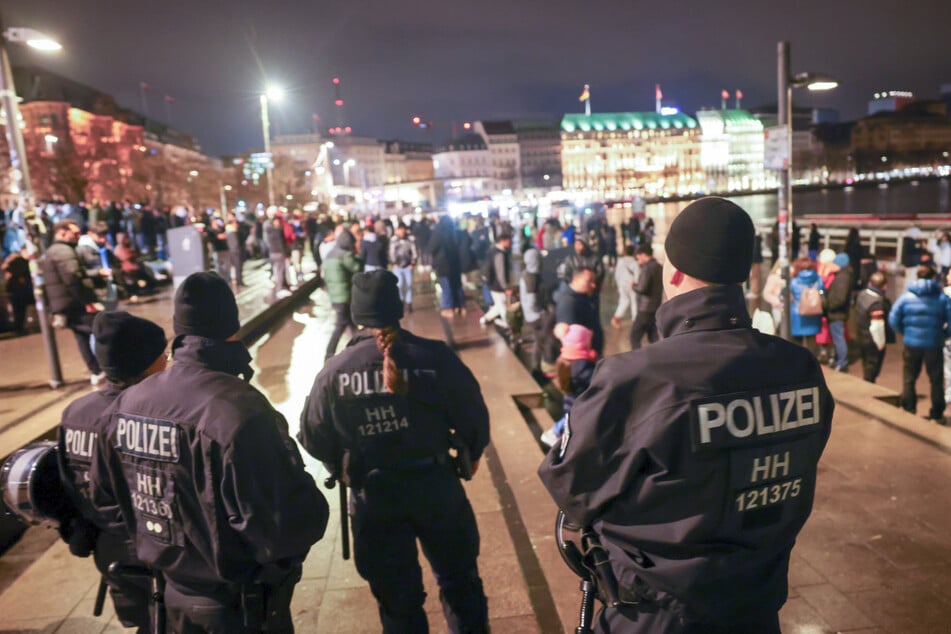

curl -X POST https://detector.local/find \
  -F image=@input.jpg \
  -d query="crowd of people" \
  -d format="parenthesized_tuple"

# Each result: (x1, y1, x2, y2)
(20, 190, 951, 632)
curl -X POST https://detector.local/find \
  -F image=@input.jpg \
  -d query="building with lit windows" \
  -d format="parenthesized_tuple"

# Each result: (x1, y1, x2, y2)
(432, 134, 492, 201)
(6, 66, 222, 208)
(695, 109, 768, 193)
(560, 112, 703, 199)
(868, 91, 915, 116)
(512, 119, 562, 191)
(851, 101, 951, 174)
(472, 120, 521, 192)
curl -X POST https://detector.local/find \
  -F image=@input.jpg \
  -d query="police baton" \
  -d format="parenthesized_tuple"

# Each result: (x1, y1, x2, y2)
(92, 576, 108, 616)
(324, 475, 350, 560)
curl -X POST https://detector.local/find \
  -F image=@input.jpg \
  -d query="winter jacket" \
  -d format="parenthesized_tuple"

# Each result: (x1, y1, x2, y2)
(888, 278, 951, 349)
(428, 218, 460, 278)
(825, 266, 854, 322)
(388, 236, 418, 268)
(323, 231, 363, 304)
(634, 258, 663, 313)
(360, 233, 388, 268)
(789, 270, 825, 337)
(486, 245, 512, 292)
(42, 240, 99, 316)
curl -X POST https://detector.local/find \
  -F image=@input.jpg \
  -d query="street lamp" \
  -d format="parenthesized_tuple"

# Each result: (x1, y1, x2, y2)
(777, 40, 838, 340)
(0, 12, 64, 387)
(260, 85, 283, 207)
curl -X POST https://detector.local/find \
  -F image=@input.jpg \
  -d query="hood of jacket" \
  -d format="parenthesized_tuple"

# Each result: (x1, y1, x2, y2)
(523, 248, 540, 273)
(335, 229, 355, 252)
(795, 269, 821, 285)
(908, 278, 943, 297)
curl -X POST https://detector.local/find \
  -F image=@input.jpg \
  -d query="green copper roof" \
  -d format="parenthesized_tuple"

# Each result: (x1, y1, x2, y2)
(561, 112, 698, 133)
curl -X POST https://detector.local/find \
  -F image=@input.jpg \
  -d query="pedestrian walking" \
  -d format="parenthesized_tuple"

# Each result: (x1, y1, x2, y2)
(388, 223, 418, 312)
(323, 228, 364, 360)
(808, 222, 821, 261)
(610, 245, 639, 329)
(2, 244, 34, 334)
(629, 243, 661, 349)
(479, 232, 514, 330)
(889, 264, 951, 424)
(89, 272, 328, 632)
(519, 247, 545, 373)
(429, 216, 464, 317)
(299, 270, 490, 633)
(539, 197, 834, 633)
(264, 207, 290, 293)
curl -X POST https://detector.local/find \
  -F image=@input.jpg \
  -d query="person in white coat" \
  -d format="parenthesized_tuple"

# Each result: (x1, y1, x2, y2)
(611, 244, 640, 329)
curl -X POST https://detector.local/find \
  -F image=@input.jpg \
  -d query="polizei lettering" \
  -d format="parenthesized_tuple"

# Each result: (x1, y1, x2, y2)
(691, 386, 822, 450)
(115, 416, 180, 462)
(63, 427, 97, 460)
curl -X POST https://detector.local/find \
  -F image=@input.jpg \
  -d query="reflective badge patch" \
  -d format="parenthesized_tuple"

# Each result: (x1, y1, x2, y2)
(558, 413, 571, 459)
(115, 416, 180, 462)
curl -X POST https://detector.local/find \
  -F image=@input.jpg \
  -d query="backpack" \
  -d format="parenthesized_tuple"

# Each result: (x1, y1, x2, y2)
(798, 285, 824, 316)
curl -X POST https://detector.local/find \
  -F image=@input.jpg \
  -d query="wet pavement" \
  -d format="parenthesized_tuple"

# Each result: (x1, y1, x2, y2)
(3, 267, 951, 632)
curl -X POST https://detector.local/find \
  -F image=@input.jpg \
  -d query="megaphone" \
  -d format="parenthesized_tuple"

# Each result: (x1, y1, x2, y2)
(1, 441, 74, 525)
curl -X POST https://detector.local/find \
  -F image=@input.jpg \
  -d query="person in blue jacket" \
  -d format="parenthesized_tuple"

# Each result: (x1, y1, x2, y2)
(888, 264, 951, 423)
(789, 256, 825, 351)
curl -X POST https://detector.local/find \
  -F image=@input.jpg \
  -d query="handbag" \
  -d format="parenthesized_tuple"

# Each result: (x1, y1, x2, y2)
(798, 285, 823, 316)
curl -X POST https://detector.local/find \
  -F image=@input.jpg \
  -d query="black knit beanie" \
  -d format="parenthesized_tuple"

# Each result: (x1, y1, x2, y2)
(173, 272, 240, 339)
(351, 270, 404, 328)
(664, 197, 755, 284)
(93, 311, 167, 381)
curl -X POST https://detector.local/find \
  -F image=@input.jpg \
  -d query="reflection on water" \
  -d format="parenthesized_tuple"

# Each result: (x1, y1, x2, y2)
(643, 178, 951, 230)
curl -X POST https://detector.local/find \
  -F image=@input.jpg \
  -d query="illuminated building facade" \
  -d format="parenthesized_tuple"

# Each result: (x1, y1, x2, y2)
(868, 91, 915, 116)
(472, 121, 521, 193)
(695, 109, 768, 192)
(432, 134, 492, 201)
(5, 66, 222, 208)
(560, 112, 703, 199)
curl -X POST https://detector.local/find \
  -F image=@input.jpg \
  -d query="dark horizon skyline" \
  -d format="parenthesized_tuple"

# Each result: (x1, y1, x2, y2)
(6, 0, 951, 157)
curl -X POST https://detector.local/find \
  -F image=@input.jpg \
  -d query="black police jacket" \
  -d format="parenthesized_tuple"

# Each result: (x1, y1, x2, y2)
(298, 329, 489, 484)
(90, 336, 329, 590)
(59, 385, 124, 528)
(58, 385, 142, 564)
(539, 285, 833, 625)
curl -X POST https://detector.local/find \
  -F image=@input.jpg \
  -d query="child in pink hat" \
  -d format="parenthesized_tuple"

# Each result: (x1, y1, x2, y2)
(541, 325, 598, 447)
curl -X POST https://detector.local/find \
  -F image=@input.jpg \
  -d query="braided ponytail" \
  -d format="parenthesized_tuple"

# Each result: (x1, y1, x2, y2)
(372, 326, 408, 395)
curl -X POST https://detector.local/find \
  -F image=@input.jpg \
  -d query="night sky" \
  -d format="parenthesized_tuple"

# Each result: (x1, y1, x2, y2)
(7, 0, 951, 157)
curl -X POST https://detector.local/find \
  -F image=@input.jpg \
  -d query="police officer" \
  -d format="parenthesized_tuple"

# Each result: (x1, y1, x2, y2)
(58, 311, 168, 633)
(298, 269, 490, 633)
(539, 197, 834, 633)
(90, 272, 329, 633)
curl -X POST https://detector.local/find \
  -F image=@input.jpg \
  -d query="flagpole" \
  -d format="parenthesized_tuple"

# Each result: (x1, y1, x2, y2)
(164, 96, 172, 125)
(736, 90, 742, 109)
(655, 84, 661, 115)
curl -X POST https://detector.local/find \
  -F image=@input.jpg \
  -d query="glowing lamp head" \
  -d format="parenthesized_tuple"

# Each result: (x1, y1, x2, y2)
(265, 85, 284, 102)
(463, 122, 472, 130)
(332, 77, 340, 85)
(412, 116, 421, 126)
(807, 79, 839, 92)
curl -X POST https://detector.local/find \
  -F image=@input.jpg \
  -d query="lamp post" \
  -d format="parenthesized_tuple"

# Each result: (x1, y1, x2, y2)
(777, 40, 838, 340)
(260, 84, 283, 207)
(0, 14, 64, 387)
